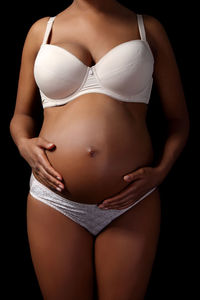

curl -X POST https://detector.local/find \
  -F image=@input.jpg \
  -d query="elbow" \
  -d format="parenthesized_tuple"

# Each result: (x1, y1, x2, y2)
(9, 113, 20, 137)
(9, 116, 14, 136)
(9, 115, 18, 143)
(167, 114, 190, 142)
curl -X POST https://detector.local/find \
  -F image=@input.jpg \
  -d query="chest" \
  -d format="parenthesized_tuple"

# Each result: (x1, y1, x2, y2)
(48, 16, 140, 67)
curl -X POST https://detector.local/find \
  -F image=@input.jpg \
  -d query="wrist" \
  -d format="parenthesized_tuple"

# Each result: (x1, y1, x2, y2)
(17, 137, 31, 153)
(153, 165, 169, 185)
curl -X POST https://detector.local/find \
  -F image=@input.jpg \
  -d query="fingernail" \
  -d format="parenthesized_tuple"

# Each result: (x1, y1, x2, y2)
(99, 205, 109, 209)
(56, 176, 62, 181)
(58, 184, 64, 189)
(56, 187, 62, 192)
(49, 144, 55, 149)
(98, 205, 104, 209)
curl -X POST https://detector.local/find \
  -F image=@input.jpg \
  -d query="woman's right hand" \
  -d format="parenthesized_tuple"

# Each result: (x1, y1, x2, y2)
(18, 137, 65, 192)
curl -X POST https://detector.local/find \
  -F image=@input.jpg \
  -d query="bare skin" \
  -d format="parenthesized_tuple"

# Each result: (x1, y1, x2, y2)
(27, 187, 161, 300)
(10, 0, 190, 299)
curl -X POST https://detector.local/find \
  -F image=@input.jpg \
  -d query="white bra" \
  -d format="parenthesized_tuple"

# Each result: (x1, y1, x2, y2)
(34, 14, 154, 108)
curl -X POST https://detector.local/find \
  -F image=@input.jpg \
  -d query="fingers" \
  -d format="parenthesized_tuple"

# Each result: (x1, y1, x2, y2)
(124, 168, 145, 182)
(36, 157, 64, 189)
(99, 194, 140, 210)
(38, 151, 63, 181)
(99, 196, 131, 209)
(37, 137, 56, 150)
(105, 201, 134, 210)
(102, 184, 136, 205)
(34, 139, 64, 191)
(19, 137, 64, 191)
(98, 182, 142, 209)
(44, 169, 65, 191)
(36, 165, 64, 191)
(37, 137, 63, 180)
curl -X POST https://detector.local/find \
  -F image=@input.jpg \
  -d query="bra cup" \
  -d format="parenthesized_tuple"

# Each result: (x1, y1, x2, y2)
(34, 45, 87, 99)
(96, 42, 154, 97)
(34, 41, 154, 106)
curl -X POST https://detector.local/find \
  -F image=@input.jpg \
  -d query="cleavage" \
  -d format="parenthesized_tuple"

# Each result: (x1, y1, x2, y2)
(53, 42, 95, 67)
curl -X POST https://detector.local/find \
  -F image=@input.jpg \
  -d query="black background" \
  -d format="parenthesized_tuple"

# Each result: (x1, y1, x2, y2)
(4, 0, 197, 299)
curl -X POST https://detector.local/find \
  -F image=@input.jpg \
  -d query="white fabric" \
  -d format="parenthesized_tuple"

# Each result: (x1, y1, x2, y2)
(30, 173, 157, 236)
(34, 14, 154, 108)
(137, 14, 147, 41)
(42, 16, 56, 44)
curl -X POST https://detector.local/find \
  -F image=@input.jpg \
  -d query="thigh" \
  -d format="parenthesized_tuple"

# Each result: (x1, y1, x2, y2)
(27, 194, 95, 300)
(94, 189, 161, 300)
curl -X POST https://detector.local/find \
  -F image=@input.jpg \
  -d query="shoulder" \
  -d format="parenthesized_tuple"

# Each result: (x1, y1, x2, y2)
(26, 16, 50, 45)
(22, 17, 51, 57)
(142, 14, 172, 55)
(143, 14, 167, 36)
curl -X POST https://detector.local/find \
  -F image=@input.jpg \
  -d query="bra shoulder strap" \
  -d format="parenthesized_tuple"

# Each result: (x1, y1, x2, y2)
(137, 14, 146, 41)
(42, 16, 56, 45)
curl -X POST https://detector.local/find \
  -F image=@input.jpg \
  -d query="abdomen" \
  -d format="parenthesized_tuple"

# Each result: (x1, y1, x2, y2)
(39, 95, 154, 204)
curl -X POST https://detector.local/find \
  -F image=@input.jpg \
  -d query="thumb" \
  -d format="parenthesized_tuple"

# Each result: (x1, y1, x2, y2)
(38, 137, 56, 150)
(123, 168, 144, 182)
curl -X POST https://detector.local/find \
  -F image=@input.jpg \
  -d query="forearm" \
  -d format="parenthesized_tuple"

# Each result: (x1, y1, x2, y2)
(154, 118, 190, 182)
(10, 113, 38, 150)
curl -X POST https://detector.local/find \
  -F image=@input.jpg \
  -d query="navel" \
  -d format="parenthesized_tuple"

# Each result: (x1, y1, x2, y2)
(87, 146, 98, 157)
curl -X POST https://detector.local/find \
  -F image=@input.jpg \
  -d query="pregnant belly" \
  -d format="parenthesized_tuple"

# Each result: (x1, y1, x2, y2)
(40, 96, 154, 204)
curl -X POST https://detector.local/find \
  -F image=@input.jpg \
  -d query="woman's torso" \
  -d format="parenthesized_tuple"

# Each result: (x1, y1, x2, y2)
(33, 4, 155, 204)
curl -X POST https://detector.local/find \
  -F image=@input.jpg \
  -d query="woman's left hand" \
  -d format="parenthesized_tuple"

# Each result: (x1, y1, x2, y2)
(98, 166, 163, 210)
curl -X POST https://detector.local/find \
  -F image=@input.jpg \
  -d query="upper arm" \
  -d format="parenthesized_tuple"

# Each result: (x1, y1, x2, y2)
(14, 17, 49, 117)
(144, 15, 189, 124)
